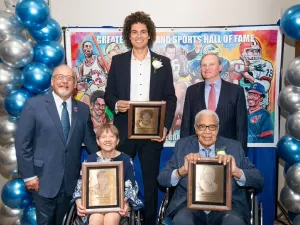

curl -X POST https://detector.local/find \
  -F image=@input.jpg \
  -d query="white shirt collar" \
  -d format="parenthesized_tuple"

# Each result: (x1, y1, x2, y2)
(131, 49, 151, 61)
(52, 91, 72, 108)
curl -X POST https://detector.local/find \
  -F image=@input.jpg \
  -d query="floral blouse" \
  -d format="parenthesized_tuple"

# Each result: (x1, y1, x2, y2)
(73, 152, 144, 210)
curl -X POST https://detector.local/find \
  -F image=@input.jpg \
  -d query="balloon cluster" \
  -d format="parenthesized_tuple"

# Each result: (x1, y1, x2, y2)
(277, 4, 300, 223)
(0, 0, 64, 224)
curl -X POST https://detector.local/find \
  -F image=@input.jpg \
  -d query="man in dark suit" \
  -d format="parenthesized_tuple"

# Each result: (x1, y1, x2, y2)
(15, 65, 98, 225)
(105, 11, 176, 225)
(158, 109, 264, 225)
(180, 53, 248, 154)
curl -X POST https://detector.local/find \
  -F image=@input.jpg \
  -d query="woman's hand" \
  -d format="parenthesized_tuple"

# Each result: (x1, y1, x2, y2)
(75, 199, 86, 217)
(119, 199, 130, 217)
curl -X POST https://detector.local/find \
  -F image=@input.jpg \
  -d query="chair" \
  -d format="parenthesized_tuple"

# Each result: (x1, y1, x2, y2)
(157, 188, 263, 225)
(63, 201, 143, 225)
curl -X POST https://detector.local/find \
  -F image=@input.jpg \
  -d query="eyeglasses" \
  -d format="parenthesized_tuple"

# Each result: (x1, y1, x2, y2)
(248, 92, 262, 98)
(196, 124, 219, 131)
(200, 63, 217, 68)
(53, 74, 74, 81)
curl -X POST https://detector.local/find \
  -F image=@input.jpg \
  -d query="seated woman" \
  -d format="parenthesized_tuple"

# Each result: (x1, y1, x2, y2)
(73, 124, 143, 225)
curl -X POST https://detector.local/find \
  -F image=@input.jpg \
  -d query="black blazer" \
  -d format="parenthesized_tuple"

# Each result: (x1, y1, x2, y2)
(105, 50, 177, 144)
(15, 94, 98, 198)
(180, 80, 248, 151)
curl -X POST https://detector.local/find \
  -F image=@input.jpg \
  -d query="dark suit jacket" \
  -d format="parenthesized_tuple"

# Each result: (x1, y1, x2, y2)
(180, 79, 248, 151)
(15, 93, 98, 198)
(105, 50, 177, 144)
(157, 135, 264, 219)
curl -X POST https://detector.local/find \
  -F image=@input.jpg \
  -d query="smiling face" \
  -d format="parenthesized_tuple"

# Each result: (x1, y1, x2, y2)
(195, 113, 219, 148)
(200, 54, 222, 83)
(51, 65, 76, 101)
(96, 130, 119, 153)
(129, 23, 150, 51)
(247, 91, 263, 108)
(92, 98, 106, 118)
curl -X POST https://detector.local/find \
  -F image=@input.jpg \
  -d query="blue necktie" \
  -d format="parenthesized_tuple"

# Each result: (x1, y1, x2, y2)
(205, 148, 211, 157)
(61, 102, 70, 143)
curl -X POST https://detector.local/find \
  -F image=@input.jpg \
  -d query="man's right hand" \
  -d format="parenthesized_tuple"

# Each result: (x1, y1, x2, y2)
(117, 100, 130, 113)
(180, 153, 201, 177)
(25, 177, 39, 192)
(75, 199, 87, 217)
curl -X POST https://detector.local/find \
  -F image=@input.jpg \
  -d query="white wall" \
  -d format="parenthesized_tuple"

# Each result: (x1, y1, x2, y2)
(0, 0, 299, 208)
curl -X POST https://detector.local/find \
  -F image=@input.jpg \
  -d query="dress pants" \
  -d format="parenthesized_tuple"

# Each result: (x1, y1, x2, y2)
(32, 180, 72, 225)
(171, 202, 248, 225)
(119, 139, 162, 225)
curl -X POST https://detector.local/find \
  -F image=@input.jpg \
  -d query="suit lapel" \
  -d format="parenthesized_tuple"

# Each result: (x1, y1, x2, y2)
(149, 51, 155, 100)
(45, 94, 65, 144)
(124, 51, 132, 100)
(198, 82, 206, 110)
(215, 136, 226, 153)
(189, 135, 200, 153)
(216, 80, 229, 111)
(66, 99, 78, 146)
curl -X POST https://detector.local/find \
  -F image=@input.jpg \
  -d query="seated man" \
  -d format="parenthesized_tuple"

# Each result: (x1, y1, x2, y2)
(158, 109, 264, 225)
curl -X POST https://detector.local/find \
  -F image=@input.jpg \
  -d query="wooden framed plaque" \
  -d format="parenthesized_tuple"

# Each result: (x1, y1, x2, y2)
(82, 161, 124, 213)
(187, 158, 232, 211)
(128, 101, 166, 139)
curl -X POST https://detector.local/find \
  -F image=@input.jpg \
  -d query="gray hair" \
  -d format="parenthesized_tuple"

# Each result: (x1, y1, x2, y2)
(194, 109, 219, 125)
(200, 53, 222, 66)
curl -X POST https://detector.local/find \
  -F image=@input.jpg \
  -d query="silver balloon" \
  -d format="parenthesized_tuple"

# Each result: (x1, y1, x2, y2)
(0, 10, 23, 41)
(287, 111, 300, 140)
(0, 63, 23, 95)
(286, 57, 300, 87)
(286, 163, 300, 194)
(0, 92, 6, 115)
(0, 115, 17, 145)
(0, 143, 17, 175)
(278, 85, 300, 114)
(280, 185, 300, 213)
(0, 203, 23, 225)
(0, 35, 33, 68)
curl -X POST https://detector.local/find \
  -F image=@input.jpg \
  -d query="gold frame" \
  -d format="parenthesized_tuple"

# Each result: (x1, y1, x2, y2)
(187, 158, 232, 211)
(82, 162, 124, 213)
(128, 101, 166, 139)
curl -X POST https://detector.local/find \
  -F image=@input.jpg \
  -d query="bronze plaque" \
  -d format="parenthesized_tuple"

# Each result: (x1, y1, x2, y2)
(128, 101, 166, 139)
(187, 158, 232, 211)
(82, 162, 124, 213)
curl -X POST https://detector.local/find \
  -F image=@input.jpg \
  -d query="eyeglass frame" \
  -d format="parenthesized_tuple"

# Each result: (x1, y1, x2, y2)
(53, 74, 75, 82)
(195, 124, 219, 131)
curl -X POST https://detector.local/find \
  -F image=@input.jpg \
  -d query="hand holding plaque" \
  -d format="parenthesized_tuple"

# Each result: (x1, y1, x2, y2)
(128, 101, 166, 139)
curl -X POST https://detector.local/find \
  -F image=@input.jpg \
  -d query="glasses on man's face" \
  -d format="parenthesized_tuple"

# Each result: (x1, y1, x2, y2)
(196, 124, 219, 131)
(248, 92, 261, 98)
(130, 30, 148, 37)
(54, 74, 74, 82)
(201, 63, 217, 69)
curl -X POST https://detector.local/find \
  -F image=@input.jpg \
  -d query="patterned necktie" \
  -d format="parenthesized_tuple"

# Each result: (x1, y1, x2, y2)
(205, 148, 211, 157)
(208, 83, 216, 111)
(61, 102, 70, 143)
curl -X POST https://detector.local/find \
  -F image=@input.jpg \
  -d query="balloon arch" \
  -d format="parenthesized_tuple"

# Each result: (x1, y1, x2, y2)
(0, 0, 63, 224)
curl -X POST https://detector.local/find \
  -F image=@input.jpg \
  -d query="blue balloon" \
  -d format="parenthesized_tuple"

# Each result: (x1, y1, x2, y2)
(15, 0, 50, 29)
(4, 88, 34, 117)
(1, 178, 33, 209)
(23, 62, 52, 94)
(29, 18, 62, 42)
(21, 203, 37, 225)
(277, 135, 300, 164)
(281, 4, 300, 40)
(33, 42, 65, 68)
